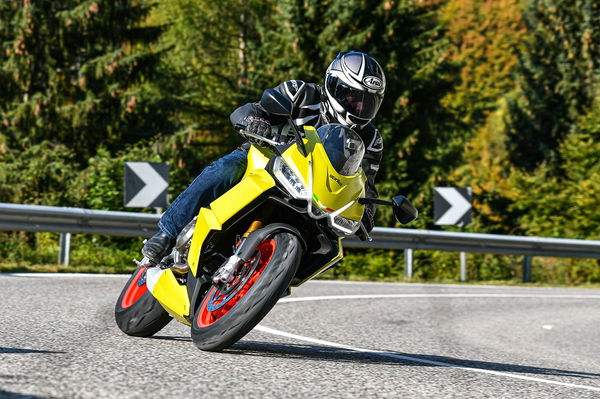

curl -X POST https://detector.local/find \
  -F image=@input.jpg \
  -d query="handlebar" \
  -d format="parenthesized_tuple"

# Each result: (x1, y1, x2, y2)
(238, 128, 283, 147)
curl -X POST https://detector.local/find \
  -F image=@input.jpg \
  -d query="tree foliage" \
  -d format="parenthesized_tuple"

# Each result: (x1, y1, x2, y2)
(441, 0, 525, 124)
(1, 0, 600, 282)
(512, 93, 600, 239)
(0, 141, 78, 206)
(0, 0, 172, 162)
(507, 0, 600, 170)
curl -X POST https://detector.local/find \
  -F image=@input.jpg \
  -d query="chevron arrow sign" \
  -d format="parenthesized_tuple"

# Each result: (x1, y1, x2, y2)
(434, 187, 472, 226)
(124, 162, 169, 208)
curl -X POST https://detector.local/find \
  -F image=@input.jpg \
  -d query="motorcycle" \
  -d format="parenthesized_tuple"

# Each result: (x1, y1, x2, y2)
(114, 88, 418, 351)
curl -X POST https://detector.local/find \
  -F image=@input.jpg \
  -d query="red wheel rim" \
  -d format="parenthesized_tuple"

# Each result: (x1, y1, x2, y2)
(121, 267, 148, 309)
(197, 239, 276, 328)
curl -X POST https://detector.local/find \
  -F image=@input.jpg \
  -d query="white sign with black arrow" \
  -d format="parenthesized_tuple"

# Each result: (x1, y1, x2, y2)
(124, 162, 169, 208)
(434, 187, 472, 226)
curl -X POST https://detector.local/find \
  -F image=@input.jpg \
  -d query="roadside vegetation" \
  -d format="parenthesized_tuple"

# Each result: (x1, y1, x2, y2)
(1, 0, 598, 283)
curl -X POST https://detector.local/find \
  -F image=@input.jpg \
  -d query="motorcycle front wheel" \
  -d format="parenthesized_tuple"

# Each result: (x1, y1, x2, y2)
(191, 232, 301, 351)
(115, 266, 172, 337)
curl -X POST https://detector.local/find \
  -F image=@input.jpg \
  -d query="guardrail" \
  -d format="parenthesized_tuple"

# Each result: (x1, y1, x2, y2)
(0, 203, 159, 236)
(345, 228, 600, 282)
(2, 203, 599, 281)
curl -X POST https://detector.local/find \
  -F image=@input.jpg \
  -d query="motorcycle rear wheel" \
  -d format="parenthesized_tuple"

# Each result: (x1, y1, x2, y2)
(191, 232, 301, 351)
(115, 266, 172, 337)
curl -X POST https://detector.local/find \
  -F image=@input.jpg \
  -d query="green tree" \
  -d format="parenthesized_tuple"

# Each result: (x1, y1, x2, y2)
(507, 0, 600, 170)
(450, 99, 520, 234)
(512, 93, 600, 239)
(147, 0, 278, 186)
(0, 0, 172, 162)
(440, 0, 525, 124)
(507, 93, 600, 283)
(0, 141, 78, 205)
(442, 0, 527, 235)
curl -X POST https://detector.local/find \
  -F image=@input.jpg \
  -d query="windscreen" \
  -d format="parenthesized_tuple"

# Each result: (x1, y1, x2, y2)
(317, 124, 365, 176)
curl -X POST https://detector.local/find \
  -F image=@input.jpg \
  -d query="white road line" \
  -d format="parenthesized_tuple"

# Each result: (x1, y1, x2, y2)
(308, 280, 600, 291)
(3, 274, 600, 294)
(279, 294, 600, 303)
(255, 325, 600, 393)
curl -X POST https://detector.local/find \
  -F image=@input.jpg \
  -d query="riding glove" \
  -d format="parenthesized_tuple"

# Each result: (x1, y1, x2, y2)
(362, 206, 375, 233)
(244, 116, 272, 142)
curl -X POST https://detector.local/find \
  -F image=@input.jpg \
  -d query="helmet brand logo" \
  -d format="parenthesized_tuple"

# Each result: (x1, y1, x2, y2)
(362, 76, 383, 90)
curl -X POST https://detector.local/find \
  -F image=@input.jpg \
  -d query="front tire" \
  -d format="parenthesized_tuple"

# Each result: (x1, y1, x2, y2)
(191, 232, 301, 351)
(115, 266, 172, 337)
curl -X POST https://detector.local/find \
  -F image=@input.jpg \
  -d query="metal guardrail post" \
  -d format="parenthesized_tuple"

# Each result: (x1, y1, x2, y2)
(460, 252, 467, 282)
(523, 256, 532, 283)
(58, 232, 71, 266)
(404, 248, 413, 279)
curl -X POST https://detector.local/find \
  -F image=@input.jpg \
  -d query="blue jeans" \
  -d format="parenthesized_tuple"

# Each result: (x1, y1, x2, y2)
(158, 149, 248, 239)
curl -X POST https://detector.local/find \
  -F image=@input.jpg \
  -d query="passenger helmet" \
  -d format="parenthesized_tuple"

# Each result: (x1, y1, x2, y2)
(322, 51, 386, 129)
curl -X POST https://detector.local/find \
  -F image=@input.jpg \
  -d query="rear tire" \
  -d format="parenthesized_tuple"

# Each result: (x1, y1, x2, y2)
(115, 266, 172, 337)
(191, 232, 301, 351)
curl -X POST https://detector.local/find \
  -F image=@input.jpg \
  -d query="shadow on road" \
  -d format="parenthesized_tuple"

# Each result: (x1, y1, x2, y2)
(0, 389, 48, 399)
(150, 336, 191, 342)
(0, 347, 64, 354)
(226, 341, 600, 380)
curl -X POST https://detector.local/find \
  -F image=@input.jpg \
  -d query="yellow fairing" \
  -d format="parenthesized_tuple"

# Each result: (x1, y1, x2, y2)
(147, 268, 191, 325)
(187, 147, 276, 275)
(243, 145, 274, 179)
(283, 126, 366, 220)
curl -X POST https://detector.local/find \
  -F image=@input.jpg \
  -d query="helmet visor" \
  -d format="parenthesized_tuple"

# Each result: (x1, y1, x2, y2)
(327, 77, 383, 120)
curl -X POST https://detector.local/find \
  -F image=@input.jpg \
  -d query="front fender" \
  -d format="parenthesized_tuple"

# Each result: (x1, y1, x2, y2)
(237, 223, 306, 261)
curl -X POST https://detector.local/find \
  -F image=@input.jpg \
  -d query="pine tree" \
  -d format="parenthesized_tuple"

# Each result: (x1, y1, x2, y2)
(0, 0, 171, 161)
(251, 0, 328, 84)
(145, 0, 279, 190)
(507, 0, 600, 170)
(0, 2, 19, 120)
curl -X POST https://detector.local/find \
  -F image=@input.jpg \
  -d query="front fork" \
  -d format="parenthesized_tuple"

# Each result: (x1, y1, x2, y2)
(212, 220, 264, 284)
(135, 216, 267, 289)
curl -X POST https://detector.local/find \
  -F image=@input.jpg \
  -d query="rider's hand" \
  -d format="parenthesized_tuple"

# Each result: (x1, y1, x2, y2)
(245, 116, 272, 141)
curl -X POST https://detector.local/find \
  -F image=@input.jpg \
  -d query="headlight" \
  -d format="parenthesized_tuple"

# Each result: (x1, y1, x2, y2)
(273, 156, 360, 236)
(329, 215, 361, 235)
(273, 157, 309, 200)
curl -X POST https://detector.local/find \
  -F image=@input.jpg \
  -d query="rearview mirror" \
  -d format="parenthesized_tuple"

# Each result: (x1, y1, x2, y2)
(392, 195, 418, 224)
(259, 88, 293, 116)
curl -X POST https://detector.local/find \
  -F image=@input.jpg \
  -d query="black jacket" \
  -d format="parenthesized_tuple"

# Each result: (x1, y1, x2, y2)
(230, 80, 383, 230)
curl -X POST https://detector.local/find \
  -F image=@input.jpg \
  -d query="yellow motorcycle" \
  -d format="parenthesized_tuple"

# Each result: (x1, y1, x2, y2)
(115, 89, 418, 351)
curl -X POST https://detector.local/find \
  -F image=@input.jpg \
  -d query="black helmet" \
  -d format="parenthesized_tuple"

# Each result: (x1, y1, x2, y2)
(322, 51, 386, 129)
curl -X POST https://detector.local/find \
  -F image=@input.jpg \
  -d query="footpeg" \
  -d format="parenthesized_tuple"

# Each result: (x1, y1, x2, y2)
(172, 263, 190, 275)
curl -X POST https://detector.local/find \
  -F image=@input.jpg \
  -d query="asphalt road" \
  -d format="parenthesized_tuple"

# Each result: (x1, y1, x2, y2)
(1, 273, 600, 398)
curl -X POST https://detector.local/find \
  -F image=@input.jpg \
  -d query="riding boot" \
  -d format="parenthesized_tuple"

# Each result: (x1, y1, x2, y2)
(142, 231, 175, 265)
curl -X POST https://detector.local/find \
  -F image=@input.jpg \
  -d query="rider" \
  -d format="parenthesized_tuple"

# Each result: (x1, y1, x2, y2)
(142, 51, 386, 265)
